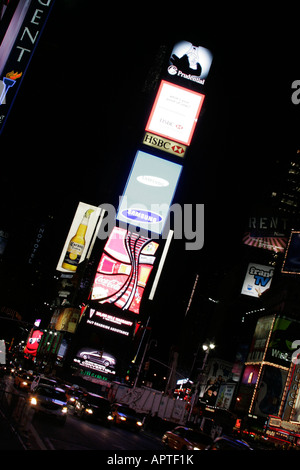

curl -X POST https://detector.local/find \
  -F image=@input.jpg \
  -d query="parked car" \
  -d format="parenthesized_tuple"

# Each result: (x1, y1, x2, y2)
(74, 392, 111, 426)
(162, 426, 213, 450)
(206, 435, 253, 450)
(29, 384, 68, 425)
(109, 403, 143, 431)
(14, 371, 34, 391)
(30, 374, 58, 391)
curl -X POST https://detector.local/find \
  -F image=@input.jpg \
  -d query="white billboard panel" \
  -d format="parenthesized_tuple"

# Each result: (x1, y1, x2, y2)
(117, 150, 182, 235)
(241, 263, 274, 298)
(145, 80, 205, 146)
(56, 202, 101, 273)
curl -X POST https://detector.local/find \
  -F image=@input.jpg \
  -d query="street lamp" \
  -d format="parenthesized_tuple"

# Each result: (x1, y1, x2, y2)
(187, 339, 216, 422)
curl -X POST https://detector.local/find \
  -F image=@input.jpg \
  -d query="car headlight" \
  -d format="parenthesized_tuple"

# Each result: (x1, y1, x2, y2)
(30, 397, 37, 406)
(136, 421, 143, 427)
(62, 407, 68, 414)
(120, 416, 126, 421)
(107, 414, 114, 421)
(85, 408, 93, 414)
(22, 381, 28, 386)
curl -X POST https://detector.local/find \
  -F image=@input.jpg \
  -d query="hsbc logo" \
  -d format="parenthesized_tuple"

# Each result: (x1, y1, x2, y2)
(171, 144, 185, 155)
(143, 132, 186, 158)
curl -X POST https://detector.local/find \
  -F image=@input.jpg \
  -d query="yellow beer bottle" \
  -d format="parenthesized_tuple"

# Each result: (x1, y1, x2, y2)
(62, 209, 93, 271)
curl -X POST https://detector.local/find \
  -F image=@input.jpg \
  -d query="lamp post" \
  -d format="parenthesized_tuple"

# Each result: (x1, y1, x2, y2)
(187, 340, 215, 422)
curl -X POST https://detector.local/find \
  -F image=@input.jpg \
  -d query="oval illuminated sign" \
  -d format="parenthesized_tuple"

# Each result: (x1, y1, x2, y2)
(122, 209, 162, 224)
(137, 175, 169, 187)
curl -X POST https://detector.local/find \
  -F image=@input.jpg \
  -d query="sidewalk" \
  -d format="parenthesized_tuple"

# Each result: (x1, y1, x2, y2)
(0, 407, 27, 450)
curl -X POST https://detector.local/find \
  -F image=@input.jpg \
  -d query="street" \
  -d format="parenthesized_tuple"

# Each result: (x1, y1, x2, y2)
(0, 374, 165, 451)
(30, 412, 164, 451)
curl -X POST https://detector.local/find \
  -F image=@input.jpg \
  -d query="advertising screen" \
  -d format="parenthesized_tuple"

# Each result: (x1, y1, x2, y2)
(0, 0, 55, 134)
(246, 315, 274, 362)
(87, 308, 134, 337)
(56, 202, 102, 273)
(242, 232, 287, 253)
(282, 231, 300, 274)
(116, 150, 182, 235)
(145, 80, 205, 146)
(241, 262, 274, 298)
(91, 226, 159, 314)
(74, 347, 117, 379)
(167, 41, 213, 86)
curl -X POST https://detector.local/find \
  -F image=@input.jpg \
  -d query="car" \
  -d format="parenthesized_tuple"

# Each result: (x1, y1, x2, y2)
(74, 392, 111, 426)
(64, 385, 86, 408)
(205, 435, 253, 450)
(162, 426, 213, 450)
(109, 403, 143, 431)
(77, 349, 116, 368)
(14, 371, 34, 391)
(30, 374, 58, 391)
(29, 384, 68, 425)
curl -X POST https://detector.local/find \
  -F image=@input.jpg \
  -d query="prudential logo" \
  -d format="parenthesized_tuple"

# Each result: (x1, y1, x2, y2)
(168, 41, 213, 85)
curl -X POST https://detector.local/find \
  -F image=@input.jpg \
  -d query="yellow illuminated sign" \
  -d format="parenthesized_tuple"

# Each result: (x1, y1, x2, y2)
(143, 132, 186, 158)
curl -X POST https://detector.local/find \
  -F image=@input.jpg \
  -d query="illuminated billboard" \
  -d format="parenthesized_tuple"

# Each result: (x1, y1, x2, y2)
(282, 231, 300, 274)
(145, 80, 205, 146)
(91, 226, 159, 314)
(0, 0, 55, 134)
(87, 309, 134, 337)
(241, 262, 274, 298)
(167, 41, 213, 86)
(74, 347, 117, 378)
(116, 150, 182, 235)
(242, 232, 287, 253)
(49, 308, 80, 333)
(56, 202, 102, 273)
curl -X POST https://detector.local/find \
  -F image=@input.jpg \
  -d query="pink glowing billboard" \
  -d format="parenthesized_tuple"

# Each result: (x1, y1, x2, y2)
(91, 226, 159, 314)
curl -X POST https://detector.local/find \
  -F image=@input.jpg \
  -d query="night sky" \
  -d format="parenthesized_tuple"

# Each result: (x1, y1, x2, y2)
(1, 3, 299, 369)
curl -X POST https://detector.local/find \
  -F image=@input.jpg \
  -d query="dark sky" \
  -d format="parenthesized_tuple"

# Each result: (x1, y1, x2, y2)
(1, 3, 300, 364)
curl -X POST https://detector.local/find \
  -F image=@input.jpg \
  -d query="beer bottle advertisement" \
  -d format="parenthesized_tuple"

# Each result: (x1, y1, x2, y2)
(56, 202, 101, 273)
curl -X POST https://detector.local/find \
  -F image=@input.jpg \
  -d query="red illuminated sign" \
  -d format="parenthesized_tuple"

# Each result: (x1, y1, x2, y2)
(91, 227, 159, 314)
(145, 80, 205, 146)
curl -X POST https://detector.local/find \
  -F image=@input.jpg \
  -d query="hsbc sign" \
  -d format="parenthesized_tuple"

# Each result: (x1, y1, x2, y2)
(143, 132, 186, 157)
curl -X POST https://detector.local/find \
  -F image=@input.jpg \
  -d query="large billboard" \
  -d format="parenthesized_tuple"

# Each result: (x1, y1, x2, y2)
(116, 150, 182, 235)
(91, 226, 159, 314)
(282, 231, 300, 274)
(0, 0, 55, 134)
(167, 41, 213, 86)
(145, 80, 205, 146)
(72, 306, 137, 383)
(56, 202, 102, 273)
(241, 262, 274, 298)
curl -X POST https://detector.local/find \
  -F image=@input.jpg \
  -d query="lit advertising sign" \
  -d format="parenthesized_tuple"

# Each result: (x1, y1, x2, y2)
(116, 150, 182, 234)
(241, 263, 274, 298)
(167, 41, 213, 86)
(49, 307, 80, 333)
(143, 132, 187, 158)
(74, 347, 117, 378)
(243, 232, 287, 253)
(24, 329, 43, 357)
(282, 231, 300, 274)
(91, 226, 159, 314)
(87, 309, 134, 337)
(145, 80, 205, 146)
(0, 0, 55, 134)
(56, 202, 101, 273)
